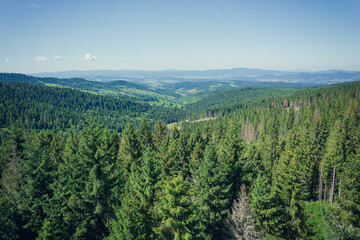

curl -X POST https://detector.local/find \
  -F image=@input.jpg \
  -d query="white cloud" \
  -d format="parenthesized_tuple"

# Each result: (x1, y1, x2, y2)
(54, 55, 64, 60)
(82, 53, 97, 61)
(29, 3, 41, 8)
(35, 56, 48, 62)
(5, 59, 8, 62)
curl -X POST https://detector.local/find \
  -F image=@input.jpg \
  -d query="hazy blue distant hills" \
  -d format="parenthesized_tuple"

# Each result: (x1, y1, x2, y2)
(31, 68, 360, 87)
(256, 71, 360, 84)
(31, 68, 284, 79)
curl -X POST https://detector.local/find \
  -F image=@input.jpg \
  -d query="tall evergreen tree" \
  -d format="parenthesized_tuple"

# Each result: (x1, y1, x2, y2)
(218, 122, 244, 200)
(154, 174, 195, 240)
(271, 132, 309, 239)
(194, 144, 232, 239)
(119, 122, 141, 176)
(250, 174, 282, 237)
(108, 148, 160, 240)
(138, 119, 154, 152)
(323, 120, 344, 204)
(153, 120, 167, 150)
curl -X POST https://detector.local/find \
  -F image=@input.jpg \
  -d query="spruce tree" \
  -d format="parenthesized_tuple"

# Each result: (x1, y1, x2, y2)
(323, 120, 344, 204)
(218, 121, 244, 200)
(108, 148, 160, 240)
(153, 120, 167, 150)
(52, 124, 120, 239)
(154, 174, 195, 240)
(270, 131, 309, 239)
(138, 119, 154, 152)
(119, 122, 141, 176)
(250, 174, 283, 237)
(194, 144, 232, 239)
(338, 149, 360, 227)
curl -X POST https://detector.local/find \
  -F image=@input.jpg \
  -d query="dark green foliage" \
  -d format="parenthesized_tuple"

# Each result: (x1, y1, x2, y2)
(194, 144, 232, 239)
(0, 80, 360, 240)
(0, 80, 185, 132)
(218, 122, 245, 200)
(119, 122, 141, 176)
(108, 148, 160, 240)
(186, 87, 298, 115)
(138, 119, 154, 151)
(0, 73, 180, 104)
(0, 196, 21, 240)
(272, 144, 309, 239)
(250, 174, 282, 237)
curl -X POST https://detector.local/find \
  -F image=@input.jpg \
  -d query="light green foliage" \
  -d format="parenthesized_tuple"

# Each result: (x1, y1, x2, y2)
(153, 120, 167, 150)
(154, 174, 195, 240)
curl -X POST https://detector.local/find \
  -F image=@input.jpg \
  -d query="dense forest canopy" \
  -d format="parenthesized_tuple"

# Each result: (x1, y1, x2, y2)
(0, 80, 185, 134)
(0, 74, 360, 239)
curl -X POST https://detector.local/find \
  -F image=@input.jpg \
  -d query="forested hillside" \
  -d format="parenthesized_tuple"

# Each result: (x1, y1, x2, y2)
(0, 81, 185, 133)
(185, 87, 299, 115)
(0, 81, 359, 239)
(0, 73, 180, 107)
(0, 73, 313, 109)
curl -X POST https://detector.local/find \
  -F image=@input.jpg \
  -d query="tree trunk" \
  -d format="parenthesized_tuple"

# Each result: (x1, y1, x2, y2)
(318, 160, 323, 201)
(330, 165, 336, 204)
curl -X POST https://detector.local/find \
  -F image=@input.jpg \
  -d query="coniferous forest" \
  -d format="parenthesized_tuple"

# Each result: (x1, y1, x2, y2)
(1, 76, 360, 240)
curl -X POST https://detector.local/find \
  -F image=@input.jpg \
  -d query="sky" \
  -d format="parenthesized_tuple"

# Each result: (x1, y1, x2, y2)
(0, 0, 360, 73)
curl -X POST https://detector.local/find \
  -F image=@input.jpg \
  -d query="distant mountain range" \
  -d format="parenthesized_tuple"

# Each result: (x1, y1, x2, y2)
(31, 68, 360, 86)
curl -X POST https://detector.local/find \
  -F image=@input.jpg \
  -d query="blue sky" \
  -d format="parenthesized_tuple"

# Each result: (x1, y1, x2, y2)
(1, 0, 360, 73)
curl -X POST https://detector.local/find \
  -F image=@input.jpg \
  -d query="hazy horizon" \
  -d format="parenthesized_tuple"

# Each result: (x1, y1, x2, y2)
(27, 67, 358, 75)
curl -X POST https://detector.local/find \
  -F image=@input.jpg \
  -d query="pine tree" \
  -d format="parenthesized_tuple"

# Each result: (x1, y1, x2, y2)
(159, 135, 181, 178)
(0, 195, 21, 240)
(283, 127, 314, 200)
